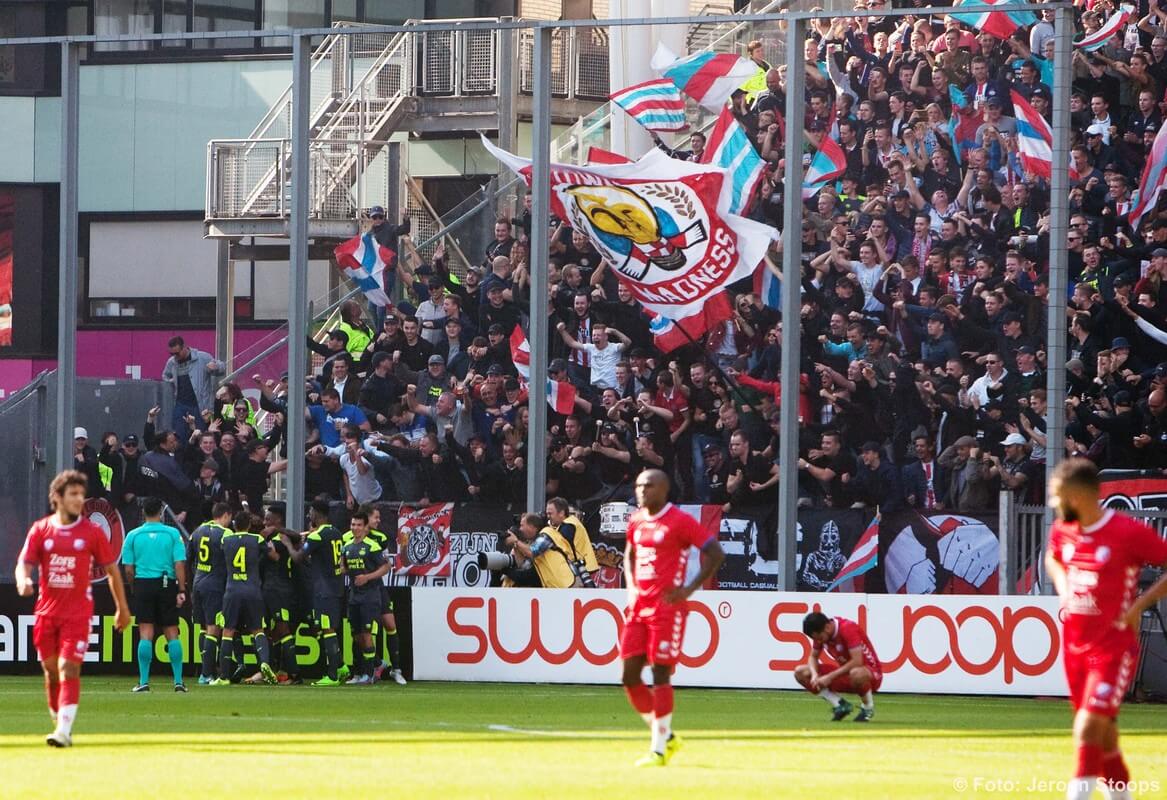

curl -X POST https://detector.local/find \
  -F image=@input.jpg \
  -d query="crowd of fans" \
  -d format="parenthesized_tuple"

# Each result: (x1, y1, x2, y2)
(71, 3, 1167, 530)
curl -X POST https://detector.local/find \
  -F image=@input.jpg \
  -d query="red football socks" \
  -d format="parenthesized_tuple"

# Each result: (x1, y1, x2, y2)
(624, 683, 653, 714)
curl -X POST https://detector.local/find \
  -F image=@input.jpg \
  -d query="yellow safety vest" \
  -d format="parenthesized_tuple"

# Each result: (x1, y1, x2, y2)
(531, 515, 599, 589)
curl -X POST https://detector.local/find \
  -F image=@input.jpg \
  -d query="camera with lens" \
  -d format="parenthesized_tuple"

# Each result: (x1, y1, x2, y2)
(477, 517, 523, 572)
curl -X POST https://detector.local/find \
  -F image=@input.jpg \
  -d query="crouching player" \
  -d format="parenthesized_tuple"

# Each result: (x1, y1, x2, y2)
(15, 470, 131, 747)
(796, 612, 882, 722)
(1045, 458, 1167, 800)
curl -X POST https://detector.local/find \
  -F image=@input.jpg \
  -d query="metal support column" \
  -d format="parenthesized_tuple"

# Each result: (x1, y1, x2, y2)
(526, 26, 553, 512)
(55, 42, 80, 476)
(497, 18, 517, 160)
(215, 239, 235, 370)
(386, 141, 402, 227)
(286, 34, 312, 527)
(777, 17, 807, 591)
(1043, 8, 1072, 590)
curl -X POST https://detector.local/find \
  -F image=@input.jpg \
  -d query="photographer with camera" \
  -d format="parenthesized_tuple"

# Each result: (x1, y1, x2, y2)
(544, 497, 599, 584)
(479, 503, 599, 589)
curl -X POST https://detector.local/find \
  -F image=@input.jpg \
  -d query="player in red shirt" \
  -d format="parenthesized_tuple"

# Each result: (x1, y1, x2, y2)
(15, 470, 130, 748)
(796, 612, 883, 722)
(620, 468, 725, 767)
(1045, 459, 1167, 800)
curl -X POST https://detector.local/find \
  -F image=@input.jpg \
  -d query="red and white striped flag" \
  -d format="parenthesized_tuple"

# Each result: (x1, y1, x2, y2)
(509, 325, 531, 381)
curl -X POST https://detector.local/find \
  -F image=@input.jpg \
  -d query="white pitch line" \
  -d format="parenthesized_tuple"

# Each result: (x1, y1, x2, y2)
(487, 724, 623, 739)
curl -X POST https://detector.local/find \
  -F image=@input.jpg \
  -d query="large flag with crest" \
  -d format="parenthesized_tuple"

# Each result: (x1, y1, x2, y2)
(482, 136, 772, 321)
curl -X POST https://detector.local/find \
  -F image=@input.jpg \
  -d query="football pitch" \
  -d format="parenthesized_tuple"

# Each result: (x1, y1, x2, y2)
(1, 678, 1165, 800)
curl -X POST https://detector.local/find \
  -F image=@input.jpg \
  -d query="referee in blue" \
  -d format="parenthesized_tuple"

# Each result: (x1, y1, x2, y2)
(121, 496, 188, 692)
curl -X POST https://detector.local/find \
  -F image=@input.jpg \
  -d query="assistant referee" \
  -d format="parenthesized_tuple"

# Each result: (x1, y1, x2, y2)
(121, 496, 188, 693)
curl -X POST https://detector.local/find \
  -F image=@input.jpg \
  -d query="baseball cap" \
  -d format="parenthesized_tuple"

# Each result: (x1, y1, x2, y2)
(1114, 390, 1133, 406)
(1015, 344, 1036, 355)
(73, 427, 88, 440)
(1113, 274, 1133, 288)
(1156, 362, 1167, 379)
(701, 442, 720, 455)
(504, 377, 520, 391)
(1001, 433, 1027, 446)
(892, 189, 910, 199)
(201, 458, 219, 472)
(1151, 247, 1167, 258)
(954, 435, 978, 448)
(928, 312, 947, 323)
(860, 441, 882, 453)
(486, 364, 504, 376)
(427, 354, 445, 366)
(123, 434, 139, 445)
(1086, 122, 1108, 137)
(1111, 337, 1131, 351)
(985, 97, 1003, 108)
(368, 205, 386, 218)
(245, 439, 269, 454)
(1000, 311, 1022, 325)
(1030, 86, 1049, 99)
(487, 323, 505, 336)
(1066, 358, 1085, 372)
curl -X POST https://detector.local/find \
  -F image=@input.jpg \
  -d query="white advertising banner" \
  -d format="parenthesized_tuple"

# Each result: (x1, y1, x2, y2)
(412, 589, 1067, 696)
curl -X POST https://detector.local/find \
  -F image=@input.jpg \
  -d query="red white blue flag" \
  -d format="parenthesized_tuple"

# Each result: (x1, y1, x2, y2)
(333, 232, 394, 307)
(1011, 90, 1054, 180)
(1130, 122, 1167, 228)
(753, 255, 781, 311)
(509, 325, 531, 381)
(827, 513, 879, 592)
(802, 135, 848, 199)
(609, 78, 688, 132)
(547, 378, 576, 415)
(953, 0, 1037, 40)
(651, 44, 757, 113)
(1076, 5, 1134, 52)
(700, 107, 766, 215)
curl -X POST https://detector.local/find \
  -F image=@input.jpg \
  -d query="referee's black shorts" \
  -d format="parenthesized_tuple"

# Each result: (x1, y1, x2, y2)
(132, 577, 180, 626)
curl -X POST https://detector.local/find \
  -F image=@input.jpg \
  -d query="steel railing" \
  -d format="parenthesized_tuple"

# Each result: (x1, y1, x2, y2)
(1000, 491, 1167, 596)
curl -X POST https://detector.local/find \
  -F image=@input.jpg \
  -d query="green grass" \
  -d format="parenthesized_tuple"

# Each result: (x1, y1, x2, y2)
(1, 678, 1165, 799)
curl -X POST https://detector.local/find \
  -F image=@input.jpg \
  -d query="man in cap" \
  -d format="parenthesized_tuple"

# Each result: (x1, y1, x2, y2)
(849, 441, 903, 511)
(987, 433, 1038, 502)
(368, 205, 410, 249)
(415, 277, 447, 347)
(938, 435, 995, 511)
(71, 427, 103, 499)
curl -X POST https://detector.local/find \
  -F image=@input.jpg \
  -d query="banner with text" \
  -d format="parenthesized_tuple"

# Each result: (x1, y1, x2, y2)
(412, 588, 1065, 696)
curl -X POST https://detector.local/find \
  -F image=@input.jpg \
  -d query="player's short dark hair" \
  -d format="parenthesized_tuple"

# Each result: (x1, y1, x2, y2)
(350, 510, 369, 525)
(322, 388, 341, 402)
(1052, 458, 1100, 493)
(48, 469, 89, 510)
(232, 511, 252, 531)
(142, 496, 164, 517)
(267, 502, 286, 524)
(212, 502, 232, 519)
(803, 611, 830, 636)
(310, 500, 332, 520)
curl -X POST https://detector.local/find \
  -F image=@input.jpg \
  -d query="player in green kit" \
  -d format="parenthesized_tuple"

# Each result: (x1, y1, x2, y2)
(260, 503, 301, 684)
(341, 510, 390, 685)
(188, 502, 231, 684)
(301, 501, 347, 686)
(212, 512, 277, 685)
(343, 505, 405, 685)
(121, 497, 188, 693)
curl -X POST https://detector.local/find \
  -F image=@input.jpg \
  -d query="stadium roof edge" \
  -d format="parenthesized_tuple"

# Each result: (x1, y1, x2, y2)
(0, 3, 1075, 47)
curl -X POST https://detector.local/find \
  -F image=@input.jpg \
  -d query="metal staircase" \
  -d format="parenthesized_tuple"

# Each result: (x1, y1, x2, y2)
(206, 22, 414, 238)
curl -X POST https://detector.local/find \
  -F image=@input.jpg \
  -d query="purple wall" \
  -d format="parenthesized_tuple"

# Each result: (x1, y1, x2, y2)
(0, 327, 286, 397)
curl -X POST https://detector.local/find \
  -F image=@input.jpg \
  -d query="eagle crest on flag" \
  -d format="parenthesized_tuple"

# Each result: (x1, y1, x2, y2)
(564, 183, 708, 281)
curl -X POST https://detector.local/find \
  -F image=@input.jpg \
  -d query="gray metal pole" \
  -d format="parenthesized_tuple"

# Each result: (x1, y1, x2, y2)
(215, 238, 234, 369)
(286, 34, 311, 528)
(497, 19, 517, 160)
(386, 142, 401, 227)
(1042, 7, 1072, 592)
(777, 17, 806, 592)
(55, 42, 80, 476)
(526, 26, 552, 512)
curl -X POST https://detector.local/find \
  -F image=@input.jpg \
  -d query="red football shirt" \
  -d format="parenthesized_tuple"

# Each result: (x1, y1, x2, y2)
(1048, 510, 1167, 653)
(18, 515, 115, 620)
(628, 503, 714, 614)
(813, 616, 882, 677)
